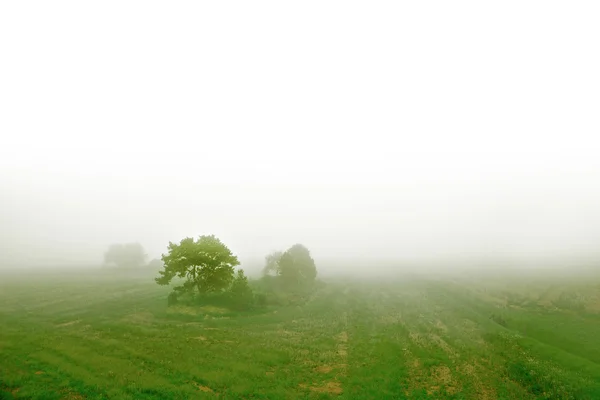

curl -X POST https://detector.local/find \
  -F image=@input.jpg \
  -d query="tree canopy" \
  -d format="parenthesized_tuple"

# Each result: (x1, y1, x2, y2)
(228, 269, 254, 309)
(279, 244, 317, 283)
(103, 243, 146, 268)
(155, 235, 240, 295)
(262, 244, 317, 286)
(263, 251, 283, 276)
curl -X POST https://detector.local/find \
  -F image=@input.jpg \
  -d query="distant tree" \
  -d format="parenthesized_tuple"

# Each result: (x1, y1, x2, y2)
(277, 244, 317, 285)
(155, 235, 240, 297)
(147, 258, 164, 270)
(262, 251, 283, 276)
(103, 243, 146, 268)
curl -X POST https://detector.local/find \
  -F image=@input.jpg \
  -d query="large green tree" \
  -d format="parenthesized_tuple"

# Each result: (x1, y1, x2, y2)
(155, 235, 240, 295)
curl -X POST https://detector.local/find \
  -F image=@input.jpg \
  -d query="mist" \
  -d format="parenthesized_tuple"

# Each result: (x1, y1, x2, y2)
(3, 3, 600, 398)
(1, 1, 599, 274)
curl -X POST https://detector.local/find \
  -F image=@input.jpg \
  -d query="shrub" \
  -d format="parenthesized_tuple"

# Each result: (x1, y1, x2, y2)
(228, 269, 254, 310)
(167, 292, 179, 306)
(254, 292, 267, 307)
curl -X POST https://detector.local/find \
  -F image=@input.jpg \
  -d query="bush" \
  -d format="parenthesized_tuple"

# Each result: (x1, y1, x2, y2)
(254, 292, 267, 307)
(165, 270, 258, 311)
(252, 274, 323, 307)
(167, 292, 179, 306)
(228, 270, 254, 310)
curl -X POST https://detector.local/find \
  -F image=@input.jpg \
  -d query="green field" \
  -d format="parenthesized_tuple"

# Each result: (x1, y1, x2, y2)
(2, 269, 600, 399)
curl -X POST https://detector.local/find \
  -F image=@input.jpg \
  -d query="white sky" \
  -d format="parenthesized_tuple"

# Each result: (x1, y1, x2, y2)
(1, 1, 599, 268)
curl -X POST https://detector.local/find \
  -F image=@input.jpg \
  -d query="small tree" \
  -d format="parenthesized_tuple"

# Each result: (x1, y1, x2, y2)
(147, 258, 164, 270)
(156, 235, 240, 298)
(262, 251, 283, 276)
(229, 269, 254, 309)
(263, 244, 317, 288)
(278, 244, 317, 285)
(103, 243, 146, 268)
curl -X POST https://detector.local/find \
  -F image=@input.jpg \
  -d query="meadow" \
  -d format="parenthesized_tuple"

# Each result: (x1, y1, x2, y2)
(1, 268, 600, 399)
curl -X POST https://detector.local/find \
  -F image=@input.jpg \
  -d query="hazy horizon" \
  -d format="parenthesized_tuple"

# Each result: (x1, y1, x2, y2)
(1, 1, 599, 271)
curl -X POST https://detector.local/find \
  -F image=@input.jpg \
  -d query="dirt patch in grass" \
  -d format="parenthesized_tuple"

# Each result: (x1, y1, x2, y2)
(459, 362, 496, 400)
(411, 358, 421, 369)
(168, 306, 201, 316)
(61, 389, 86, 399)
(405, 351, 460, 396)
(409, 332, 427, 347)
(277, 329, 301, 337)
(304, 381, 343, 395)
(56, 319, 81, 327)
(461, 364, 475, 375)
(122, 311, 154, 325)
(432, 365, 452, 385)
(193, 382, 213, 393)
(379, 313, 402, 324)
(170, 307, 230, 319)
(428, 334, 459, 358)
(206, 315, 230, 320)
(427, 365, 460, 395)
(198, 305, 229, 314)
(403, 351, 427, 396)
(192, 336, 207, 341)
(35, 371, 44, 375)
(315, 365, 333, 373)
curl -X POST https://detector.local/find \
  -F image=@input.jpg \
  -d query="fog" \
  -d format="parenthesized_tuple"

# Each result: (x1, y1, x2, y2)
(1, 1, 599, 273)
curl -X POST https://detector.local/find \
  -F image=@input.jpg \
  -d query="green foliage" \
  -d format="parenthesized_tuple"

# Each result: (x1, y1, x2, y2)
(256, 245, 318, 306)
(167, 291, 178, 306)
(278, 244, 317, 286)
(230, 269, 252, 297)
(262, 244, 317, 289)
(251, 274, 316, 306)
(156, 235, 240, 297)
(262, 251, 283, 276)
(254, 292, 267, 307)
(103, 242, 146, 268)
(228, 269, 254, 310)
(504, 359, 585, 399)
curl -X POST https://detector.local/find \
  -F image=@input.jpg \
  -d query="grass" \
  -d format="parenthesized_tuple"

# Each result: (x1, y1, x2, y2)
(1, 269, 600, 399)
